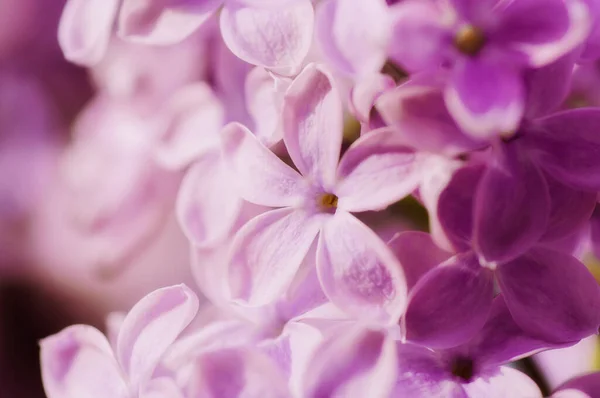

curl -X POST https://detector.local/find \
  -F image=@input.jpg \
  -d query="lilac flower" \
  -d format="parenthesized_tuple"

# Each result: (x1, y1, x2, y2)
(222, 64, 420, 323)
(40, 284, 199, 398)
(389, 0, 591, 137)
(303, 295, 565, 398)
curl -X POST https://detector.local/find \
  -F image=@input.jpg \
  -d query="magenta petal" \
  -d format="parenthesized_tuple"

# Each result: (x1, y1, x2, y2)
(176, 153, 243, 248)
(497, 248, 600, 343)
(349, 73, 396, 123)
(541, 175, 596, 242)
(473, 146, 550, 264)
(375, 82, 482, 155)
(464, 295, 562, 367)
(302, 327, 397, 398)
(221, 122, 309, 207)
(116, 284, 199, 391)
(228, 208, 323, 306)
(529, 108, 600, 191)
(317, 211, 408, 324)
(388, 0, 451, 72)
(316, 0, 390, 76)
(495, 0, 591, 67)
(40, 325, 128, 398)
(446, 58, 525, 139)
(282, 64, 343, 189)
(58, 0, 120, 66)
(118, 0, 219, 44)
(437, 163, 485, 253)
(524, 53, 576, 119)
(387, 231, 453, 290)
(220, 0, 314, 71)
(590, 207, 600, 259)
(336, 128, 420, 212)
(404, 252, 494, 349)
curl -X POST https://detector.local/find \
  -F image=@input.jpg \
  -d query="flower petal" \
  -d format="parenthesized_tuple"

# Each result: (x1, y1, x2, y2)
(154, 82, 225, 170)
(220, 0, 314, 71)
(118, 0, 219, 44)
(40, 325, 128, 398)
(388, 0, 451, 72)
(315, 0, 390, 76)
(528, 108, 600, 191)
(190, 347, 290, 398)
(404, 252, 494, 349)
(302, 326, 397, 398)
(436, 163, 485, 253)
(463, 295, 562, 367)
(282, 64, 343, 189)
(317, 211, 408, 324)
(228, 208, 323, 306)
(473, 145, 550, 263)
(116, 284, 200, 391)
(375, 81, 482, 155)
(58, 0, 120, 66)
(336, 128, 420, 212)
(446, 58, 525, 139)
(387, 231, 453, 290)
(524, 53, 576, 119)
(245, 67, 287, 147)
(497, 248, 600, 343)
(541, 175, 596, 242)
(176, 153, 243, 248)
(495, 0, 591, 67)
(221, 122, 308, 207)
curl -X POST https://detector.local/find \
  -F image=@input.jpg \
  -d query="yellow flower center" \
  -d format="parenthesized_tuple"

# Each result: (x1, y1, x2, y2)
(318, 193, 338, 210)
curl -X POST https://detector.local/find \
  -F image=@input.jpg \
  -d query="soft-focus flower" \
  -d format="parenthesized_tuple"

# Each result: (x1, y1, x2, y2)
(222, 64, 420, 324)
(389, 0, 591, 137)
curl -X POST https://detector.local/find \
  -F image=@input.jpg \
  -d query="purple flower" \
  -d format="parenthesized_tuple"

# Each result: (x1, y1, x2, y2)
(221, 64, 421, 323)
(389, 0, 591, 137)
(553, 372, 600, 397)
(303, 295, 566, 398)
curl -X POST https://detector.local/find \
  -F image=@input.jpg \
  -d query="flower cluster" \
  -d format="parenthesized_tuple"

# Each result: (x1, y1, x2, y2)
(33, 0, 600, 397)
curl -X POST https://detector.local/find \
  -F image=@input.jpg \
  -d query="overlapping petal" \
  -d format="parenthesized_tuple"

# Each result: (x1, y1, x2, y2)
(497, 248, 600, 343)
(221, 122, 309, 207)
(316, 0, 391, 76)
(404, 252, 494, 349)
(473, 145, 550, 263)
(220, 0, 314, 71)
(335, 129, 420, 212)
(118, 0, 220, 44)
(58, 0, 120, 66)
(40, 326, 128, 398)
(116, 284, 199, 391)
(228, 208, 324, 306)
(317, 211, 407, 324)
(282, 64, 343, 190)
(176, 153, 243, 248)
